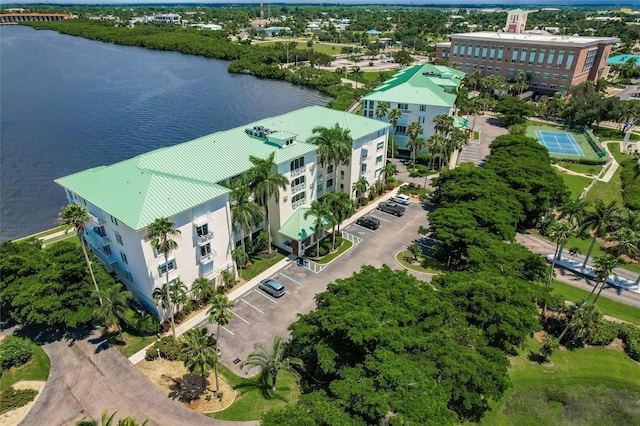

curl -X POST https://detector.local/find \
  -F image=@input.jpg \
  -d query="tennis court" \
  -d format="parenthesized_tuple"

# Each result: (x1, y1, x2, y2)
(536, 130, 585, 157)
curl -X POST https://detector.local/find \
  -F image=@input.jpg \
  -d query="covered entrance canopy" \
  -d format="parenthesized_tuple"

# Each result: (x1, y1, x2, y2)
(278, 208, 330, 256)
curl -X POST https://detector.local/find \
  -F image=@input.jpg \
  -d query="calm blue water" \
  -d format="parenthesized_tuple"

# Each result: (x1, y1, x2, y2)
(0, 25, 329, 241)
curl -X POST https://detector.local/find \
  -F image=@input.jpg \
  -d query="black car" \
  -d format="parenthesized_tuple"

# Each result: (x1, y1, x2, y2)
(377, 201, 406, 217)
(129, 300, 148, 317)
(356, 216, 380, 230)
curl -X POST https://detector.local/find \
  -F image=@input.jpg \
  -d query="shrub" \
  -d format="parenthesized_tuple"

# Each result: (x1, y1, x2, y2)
(122, 309, 160, 335)
(618, 323, 640, 361)
(586, 320, 619, 346)
(0, 336, 34, 370)
(305, 235, 344, 258)
(146, 336, 182, 361)
(0, 387, 38, 414)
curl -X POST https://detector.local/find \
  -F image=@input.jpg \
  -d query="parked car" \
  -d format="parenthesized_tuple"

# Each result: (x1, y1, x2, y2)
(356, 216, 380, 230)
(391, 194, 411, 205)
(258, 278, 286, 298)
(129, 300, 148, 317)
(377, 201, 406, 217)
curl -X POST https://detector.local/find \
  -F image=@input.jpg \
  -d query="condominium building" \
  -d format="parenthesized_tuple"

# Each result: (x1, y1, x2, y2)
(435, 9, 618, 95)
(55, 107, 389, 318)
(362, 63, 464, 155)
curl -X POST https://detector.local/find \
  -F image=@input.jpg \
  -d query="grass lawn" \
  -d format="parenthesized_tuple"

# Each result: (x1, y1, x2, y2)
(480, 338, 640, 426)
(0, 340, 50, 391)
(564, 235, 606, 259)
(362, 70, 393, 82)
(315, 239, 352, 264)
(241, 250, 287, 282)
(556, 170, 593, 199)
(583, 142, 624, 206)
(396, 250, 447, 274)
(208, 363, 300, 421)
(44, 232, 78, 246)
(98, 326, 158, 358)
(551, 279, 640, 325)
(555, 161, 603, 175)
(254, 41, 340, 56)
(14, 225, 70, 241)
(593, 126, 640, 142)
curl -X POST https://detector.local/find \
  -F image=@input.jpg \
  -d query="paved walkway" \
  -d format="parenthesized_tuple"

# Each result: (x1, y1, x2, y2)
(457, 115, 507, 166)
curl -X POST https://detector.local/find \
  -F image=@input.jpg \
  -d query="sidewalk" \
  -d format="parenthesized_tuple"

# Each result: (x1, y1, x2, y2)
(546, 255, 640, 292)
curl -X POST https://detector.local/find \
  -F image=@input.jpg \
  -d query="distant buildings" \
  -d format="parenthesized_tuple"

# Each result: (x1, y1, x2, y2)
(436, 9, 618, 95)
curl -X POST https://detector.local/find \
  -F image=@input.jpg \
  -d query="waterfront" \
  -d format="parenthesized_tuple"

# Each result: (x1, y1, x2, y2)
(0, 25, 329, 241)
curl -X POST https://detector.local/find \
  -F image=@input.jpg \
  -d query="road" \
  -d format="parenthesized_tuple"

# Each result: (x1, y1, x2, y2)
(516, 232, 640, 309)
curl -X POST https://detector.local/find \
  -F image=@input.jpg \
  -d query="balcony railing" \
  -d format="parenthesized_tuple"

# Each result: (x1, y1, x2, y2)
(87, 229, 111, 246)
(88, 212, 106, 225)
(197, 231, 214, 245)
(292, 199, 306, 209)
(401, 109, 411, 114)
(291, 183, 305, 194)
(360, 155, 371, 163)
(90, 245, 117, 264)
(192, 212, 212, 227)
(359, 169, 369, 176)
(200, 250, 217, 264)
(290, 166, 305, 177)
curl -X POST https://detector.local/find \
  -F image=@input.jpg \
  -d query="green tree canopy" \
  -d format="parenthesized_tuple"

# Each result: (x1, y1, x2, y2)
(494, 96, 533, 127)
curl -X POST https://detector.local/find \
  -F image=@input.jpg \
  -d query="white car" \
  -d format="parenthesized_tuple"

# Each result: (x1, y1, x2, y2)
(391, 194, 411, 205)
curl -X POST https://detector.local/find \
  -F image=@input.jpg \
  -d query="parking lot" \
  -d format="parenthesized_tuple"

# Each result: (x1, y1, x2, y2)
(198, 200, 431, 377)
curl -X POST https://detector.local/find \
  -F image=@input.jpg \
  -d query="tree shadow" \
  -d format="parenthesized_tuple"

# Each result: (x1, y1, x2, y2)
(168, 373, 208, 403)
(11, 323, 93, 346)
(88, 332, 115, 354)
(234, 373, 288, 402)
(527, 351, 547, 364)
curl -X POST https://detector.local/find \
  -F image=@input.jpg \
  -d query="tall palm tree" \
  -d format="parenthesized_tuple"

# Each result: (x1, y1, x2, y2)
(381, 163, 397, 183)
(580, 200, 622, 267)
(352, 176, 370, 205)
(591, 255, 619, 305)
(387, 108, 402, 161)
(152, 287, 169, 317)
(407, 137, 426, 170)
(231, 247, 249, 280)
(544, 219, 575, 319)
(94, 284, 132, 343)
(304, 200, 329, 256)
(247, 153, 288, 255)
(169, 279, 188, 313)
(427, 134, 447, 170)
(323, 191, 355, 237)
(608, 227, 640, 258)
(58, 204, 102, 305)
(351, 66, 363, 89)
(558, 198, 589, 227)
(208, 295, 235, 392)
(466, 69, 482, 93)
(515, 71, 529, 95)
(375, 101, 389, 121)
(146, 217, 181, 340)
(191, 277, 214, 305)
(230, 179, 264, 252)
(307, 123, 353, 192)
(406, 121, 424, 169)
(240, 335, 303, 392)
(433, 114, 454, 138)
(559, 303, 602, 344)
(180, 327, 217, 384)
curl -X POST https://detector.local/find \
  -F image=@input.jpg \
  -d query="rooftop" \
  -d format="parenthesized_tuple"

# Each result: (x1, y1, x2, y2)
(363, 63, 464, 107)
(452, 31, 619, 45)
(279, 207, 330, 241)
(56, 106, 389, 231)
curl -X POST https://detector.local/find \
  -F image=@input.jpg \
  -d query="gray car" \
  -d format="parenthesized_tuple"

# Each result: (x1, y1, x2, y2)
(258, 278, 286, 298)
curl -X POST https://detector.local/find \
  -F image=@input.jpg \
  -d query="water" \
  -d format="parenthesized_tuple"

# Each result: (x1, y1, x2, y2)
(0, 25, 329, 241)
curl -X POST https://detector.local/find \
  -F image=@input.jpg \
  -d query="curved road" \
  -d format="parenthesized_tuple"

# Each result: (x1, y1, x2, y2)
(20, 328, 256, 426)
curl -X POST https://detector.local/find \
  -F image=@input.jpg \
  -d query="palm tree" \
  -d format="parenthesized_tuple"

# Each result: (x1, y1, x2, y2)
(180, 327, 217, 384)
(230, 179, 264, 252)
(515, 71, 529, 95)
(307, 123, 352, 192)
(240, 335, 303, 392)
(427, 134, 447, 170)
(94, 284, 132, 343)
(219, 269, 235, 291)
(351, 66, 363, 89)
(152, 287, 169, 317)
(247, 153, 288, 256)
(232, 247, 249, 280)
(406, 121, 424, 169)
(323, 191, 355, 237)
(169, 279, 188, 313)
(352, 176, 370, 205)
(407, 137, 426, 170)
(387, 108, 402, 161)
(58, 204, 102, 305)
(433, 114, 454, 138)
(304, 200, 329, 256)
(381, 163, 397, 183)
(466, 69, 482, 93)
(558, 198, 589, 227)
(580, 200, 622, 267)
(559, 303, 602, 344)
(191, 277, 214, 305)
(591, 255, 619, 305)
(146, 217, 181, 340)
(608, 227, 640, 258)
(375, 101, 389, 121)
(208, 295, 235, 393)
(544, 219, 575, 319)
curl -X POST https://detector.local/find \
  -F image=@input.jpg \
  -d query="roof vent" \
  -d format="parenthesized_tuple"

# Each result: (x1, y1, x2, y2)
(245, 126, 275, 139)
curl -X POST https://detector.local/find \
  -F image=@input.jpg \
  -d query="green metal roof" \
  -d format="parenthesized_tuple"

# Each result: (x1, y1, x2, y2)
(278, 208, 330, 241)
(363, 64, 463, 108)
(56, 106, 388, 231)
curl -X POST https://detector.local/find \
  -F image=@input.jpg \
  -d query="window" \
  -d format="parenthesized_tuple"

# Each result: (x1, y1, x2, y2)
(124, 270, 133, 282)
(292, 176, 305, 187)
(200, 243, 211, 256)
(543, 73, 550, 78)
(534, 71, 540, 77)
(290, 156, 304, 171)
(552, 74, 558, 80)
(377, 141, 384, 150)
(480, 65, 485, 70)
(327, 164, 334, 173)
(550, 84, 556, 89)
(418, 116, 425, 124)
(115, 232, 123, 245)
(562, 75, 569, 80)
(541, 83, 547, 88)
(368, 111, 373, 118)
(559, 86, 566, 91)
(419, 105, 426, 112)
(464, 64, 470, 69)
(292, 192, 306, 205)
(361, 164, 367, 173)
(340, 171, 345, 180)
(532, 82, 538, 87)
(376, 155, 383, 164)
(120, 252, 128, 264)
(326, 178, 334, 188)
(103, 245, 112, 255)
(196, 224, 208, 237)
(340, 184, 344, 191)
(509, 69, 515, 75)
(472, 64, 477, 69)
(487, 66, 492, 71)
(158, 259, 176, 276)
(395, 125, 406, 134)
(95, 225, 106, 237)
(397, 103, 408, 110)
(110, 215, 118, 226)
(495, 67, 500, 72)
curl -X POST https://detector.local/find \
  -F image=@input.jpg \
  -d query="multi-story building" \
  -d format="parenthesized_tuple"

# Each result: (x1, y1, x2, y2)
(435, 9, 618, 95)
(55, 106, 389, 318)
(362, 63, 464, 155)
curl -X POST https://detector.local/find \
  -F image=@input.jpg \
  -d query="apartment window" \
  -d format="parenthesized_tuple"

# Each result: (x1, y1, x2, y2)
(480, 65, 485, 70)
(566, 51, 575, 69)
(532, 82, 538, 87)
(327, 164, 334, 173)
(103, 245, 112, 256)
(290, 156, 304, 171)
(419, 105, 426, 112)
(397, 103, 408, 110)
(376, 155, 383, 164)
(543, 73, 550, 78)
(395, 125, 406, 134)
(110, 215, 118, 226)
(340, 170, 345, 180)
(120, 252, 128, 264)
(196, 224, 209, 237)
(361, 164, 367, 173)
(472, 64, 478, 69)
(326, 178, 333, 188)
(465, 64, 470, 69)
(552, 74, 558, 79)
(67, 190, 75, 200)
(124, 270, 133, 282)
(559, 86, 566, 91)
(340, 184, 344, 192)
(509, 69, 515, 75)
(562, 75, 569, 80)
(495, 67, 500, 72)
(377, 141, 384, 150)
(550, 84, 556, 89)
(158, 259, 176, 276)
(292, 176, 305, 187)
(541, 83, 547, 88)
(368, 111, 373, 118)
(292, 192, 306, 205)
(419, 116, 425, 124)
(534, 72, 540, 77)
(152, 245, 161, 258)
(487, 66, 492, 71)
(200, 243, 211, 257)
(115, 232, 123, 245)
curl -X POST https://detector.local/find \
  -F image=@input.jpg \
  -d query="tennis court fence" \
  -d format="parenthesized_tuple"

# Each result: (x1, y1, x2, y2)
(584, 128, 606, 158)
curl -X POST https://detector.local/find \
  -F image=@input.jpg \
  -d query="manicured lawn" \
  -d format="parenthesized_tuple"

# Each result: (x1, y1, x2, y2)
(593, 126, 640, 142)
(14, 225, 69, 241)
(362, 70, 393, 82)
(255, 41, 341, 56)
(44, 232, 78, 246)
(551, 279, 640, 325)
(583, 142, 624, 206)
(242, 250, 286, 282)
(556, 170, 593, 199)
(480, 338, 640, 426)
(315, 239, 352, 264)
(395, 250, 447, 274)
(564, 235, 606, 259)
(555, 161, 603, 175)
(0, 340, 50, 391)
(208, 363, 300, 421)
(98, 326, 158, 358)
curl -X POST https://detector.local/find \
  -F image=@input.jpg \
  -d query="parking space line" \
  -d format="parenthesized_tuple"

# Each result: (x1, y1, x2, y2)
(284, 264, 292, 270)
(369, 214, 390, 222)
(243, 291, 253, 298)
(221, 326, 235, 336)
(285, 290, 291, 294)
(279, 272, 303, 286)
(254, 289, 278, 304)
(241, 298, 264, 314)
(352, 223, 375, 233)
(228, 309, 249, 324)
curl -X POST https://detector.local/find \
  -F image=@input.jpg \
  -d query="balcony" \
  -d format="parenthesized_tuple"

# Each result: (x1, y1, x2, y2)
(199, 250, 217, 264)
(360, 155, 371, 163)
(359, 169, 369, 176)
(88, 211, 106, 225)
(292, 199, 306, 209)
(197, 231, 214, 245)
(91, 245, 117, 264)
(291, 183, 305, 194)
(290, 166, 305, 178)
(87, 229, 111, 246)
(192, 211, 212, 227)
(401, 109, 411, 114)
